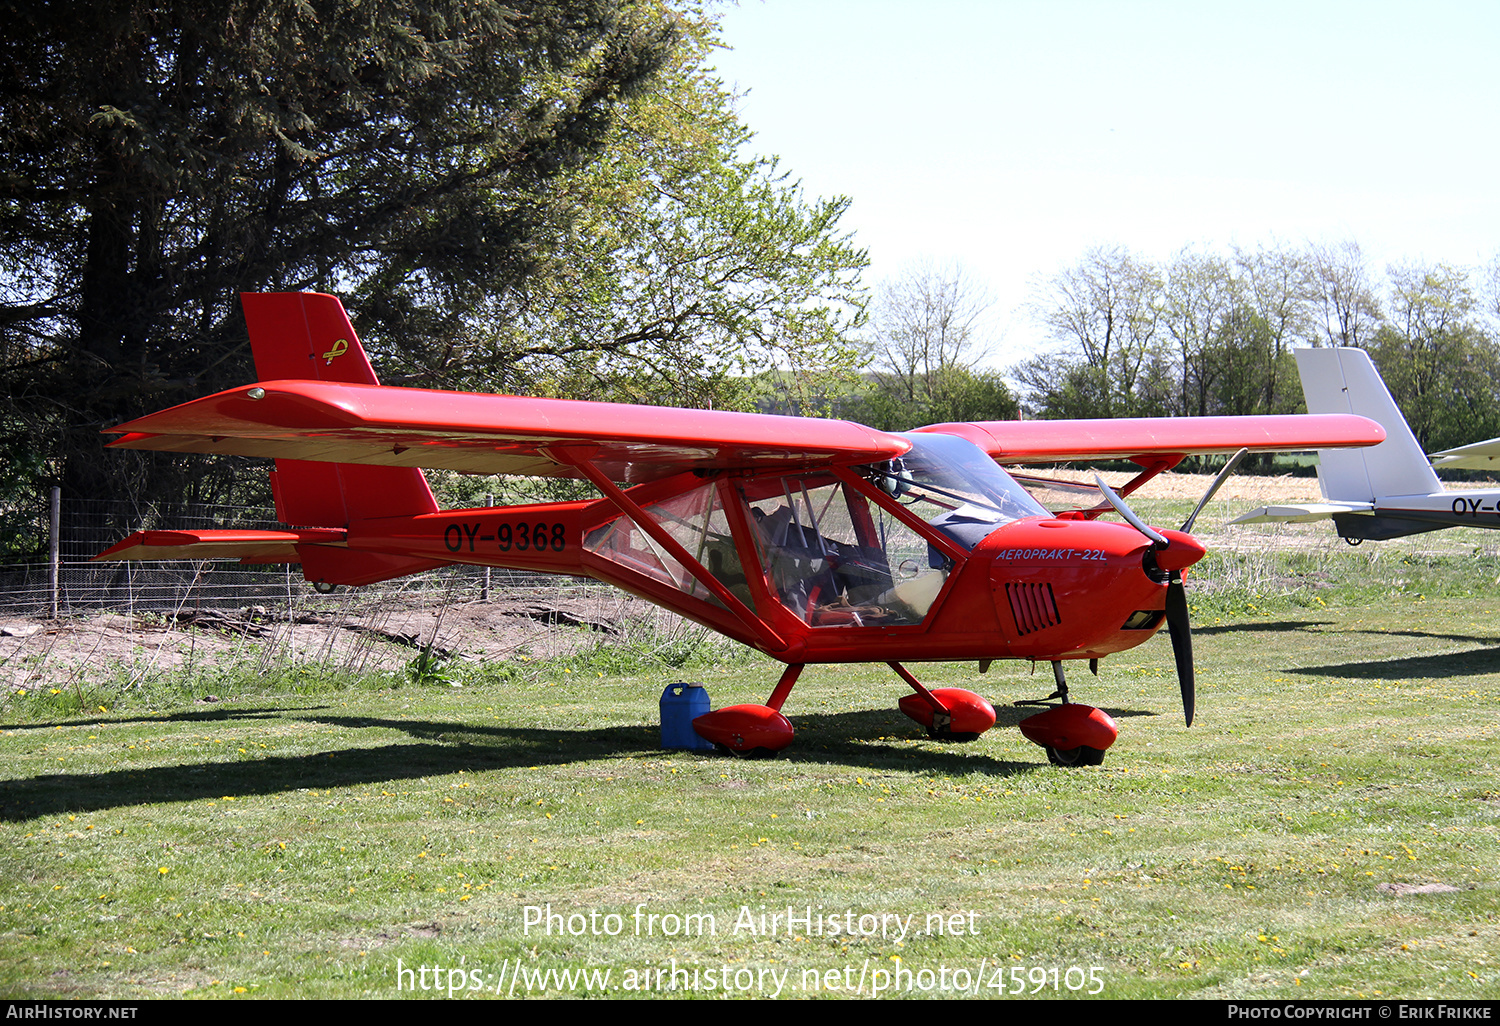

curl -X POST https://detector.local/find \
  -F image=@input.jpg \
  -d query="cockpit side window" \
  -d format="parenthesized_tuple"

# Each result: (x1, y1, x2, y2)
(583, 481, 751, 611)
(739, 474, 946, 627)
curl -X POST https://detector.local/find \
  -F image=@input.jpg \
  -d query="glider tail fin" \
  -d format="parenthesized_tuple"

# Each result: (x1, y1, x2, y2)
(1293, 347, 1441, 503)
(241, 292, 442, 587)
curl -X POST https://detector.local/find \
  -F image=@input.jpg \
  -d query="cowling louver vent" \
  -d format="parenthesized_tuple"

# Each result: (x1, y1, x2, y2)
(1007, 582, 1060, 635)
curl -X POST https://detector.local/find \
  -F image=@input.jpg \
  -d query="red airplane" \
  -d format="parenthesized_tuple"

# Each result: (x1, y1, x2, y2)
(96, 293, 1384, 764)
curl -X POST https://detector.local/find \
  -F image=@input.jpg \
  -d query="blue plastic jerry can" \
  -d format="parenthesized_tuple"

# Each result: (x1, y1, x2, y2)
(660, 683, 715, 751)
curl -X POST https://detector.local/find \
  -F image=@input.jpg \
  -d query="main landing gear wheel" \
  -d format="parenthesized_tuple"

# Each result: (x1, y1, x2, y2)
(1045, 745, 1107, 768)
(715, 743, 779, 760)
(1017, 666, 1119, 767)
(894, 679, 997, 741)
(692, 704, 795, 757)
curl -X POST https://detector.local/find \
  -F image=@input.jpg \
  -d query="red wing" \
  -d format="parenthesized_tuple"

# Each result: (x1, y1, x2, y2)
(105, 381, 911, 484)
(915, 415, 1385, 464)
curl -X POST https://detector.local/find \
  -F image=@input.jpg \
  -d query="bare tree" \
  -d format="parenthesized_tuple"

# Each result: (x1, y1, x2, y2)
(866, 262, 990, 398)
(1025, 245, 1164, 417)
(1372, 261, 1485, 449)
(1480, 252, 1500, 337)
(1161, 249, 1241, 416)
(1233, 242, 1315, 411)
(1309, 240, 1383, 348)
(853, 262, 1016, 428)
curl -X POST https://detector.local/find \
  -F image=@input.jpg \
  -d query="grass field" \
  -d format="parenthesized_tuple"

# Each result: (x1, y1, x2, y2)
(2, 494, 1500, 1000)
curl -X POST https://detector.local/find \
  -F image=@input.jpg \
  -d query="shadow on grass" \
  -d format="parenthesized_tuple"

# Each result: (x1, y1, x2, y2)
(1195, 618, 1500, 649)
(1195, 619, 1335, 636)
(0, 703, 322, 733)
(0, 698, 1165, 819)
(1286, 646, 1500, 681)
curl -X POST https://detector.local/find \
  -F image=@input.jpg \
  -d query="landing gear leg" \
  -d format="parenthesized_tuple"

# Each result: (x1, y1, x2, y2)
(890, 661, 952, 735)
(765, 663, 804, 712)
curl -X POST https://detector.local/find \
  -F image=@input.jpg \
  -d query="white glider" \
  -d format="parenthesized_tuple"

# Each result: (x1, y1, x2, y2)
(1232, 348, 1500, 543)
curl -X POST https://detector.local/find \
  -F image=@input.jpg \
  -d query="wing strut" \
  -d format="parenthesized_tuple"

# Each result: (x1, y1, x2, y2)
(1077, 457, 1180, 519)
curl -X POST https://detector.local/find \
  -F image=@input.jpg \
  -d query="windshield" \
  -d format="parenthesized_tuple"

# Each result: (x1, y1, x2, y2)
(865, 433, 1049, 550)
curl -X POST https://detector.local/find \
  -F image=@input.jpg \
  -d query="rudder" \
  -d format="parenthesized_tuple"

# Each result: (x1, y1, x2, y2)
(242, 291, 382, 385)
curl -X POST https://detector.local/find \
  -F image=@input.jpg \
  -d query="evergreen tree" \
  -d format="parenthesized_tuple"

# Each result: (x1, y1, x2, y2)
(0, 0, 675, 512)
(430, 15, 867, 415)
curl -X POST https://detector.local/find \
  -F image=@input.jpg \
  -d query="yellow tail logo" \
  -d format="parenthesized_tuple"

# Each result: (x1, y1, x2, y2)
(322, 338, 349, 364)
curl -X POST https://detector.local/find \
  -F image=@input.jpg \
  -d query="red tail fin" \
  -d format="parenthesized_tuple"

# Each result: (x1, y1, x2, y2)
(94, 295, 447, 589)
(241, 293, 440, 529)
(242, 290, 383, 385)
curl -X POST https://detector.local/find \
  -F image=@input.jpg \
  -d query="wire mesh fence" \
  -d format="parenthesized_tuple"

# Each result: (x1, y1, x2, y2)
(0, 494, 603, 618)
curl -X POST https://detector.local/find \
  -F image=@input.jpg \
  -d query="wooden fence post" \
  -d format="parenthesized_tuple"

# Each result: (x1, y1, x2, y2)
(481, 493, 494, 601)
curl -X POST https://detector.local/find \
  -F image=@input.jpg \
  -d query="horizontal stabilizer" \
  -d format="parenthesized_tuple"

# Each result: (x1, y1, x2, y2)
(95, 528, 346, 562)
(1229, 502, 1374, 525)
(95, 527, 443, 587)
(1430, 436, 1500, 471)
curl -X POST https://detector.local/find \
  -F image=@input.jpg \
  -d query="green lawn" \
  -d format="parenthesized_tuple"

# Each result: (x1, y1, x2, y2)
(2, 583, 1498, 999)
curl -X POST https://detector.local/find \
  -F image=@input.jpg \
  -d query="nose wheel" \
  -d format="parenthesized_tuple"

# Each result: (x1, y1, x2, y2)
(1045, 743, 1107, 767)
(1015, 661, 1118, 767)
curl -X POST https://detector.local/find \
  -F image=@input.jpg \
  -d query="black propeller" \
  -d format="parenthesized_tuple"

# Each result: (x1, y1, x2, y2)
(1180, 448, 1249, 534)
(1093, 449, 1247, 728)
(1161, 567, 1195, 726)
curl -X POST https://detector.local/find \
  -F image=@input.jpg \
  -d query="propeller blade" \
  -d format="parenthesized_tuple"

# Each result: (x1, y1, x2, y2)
(1096, 472, 1198, 725)
(1094, 474, 1168, 548)
(1180, 447, 1249, 534)
(1163, 576, 1195, 726)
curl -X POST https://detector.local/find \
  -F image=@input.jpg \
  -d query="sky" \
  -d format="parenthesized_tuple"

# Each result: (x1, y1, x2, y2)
(709, 0, 1500, 364)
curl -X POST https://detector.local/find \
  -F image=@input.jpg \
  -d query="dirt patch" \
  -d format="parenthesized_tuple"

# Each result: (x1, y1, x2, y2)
(1090, 469, 1324, 504)
(1376, 882, 1462, 896)
(0, 590, 677, 690)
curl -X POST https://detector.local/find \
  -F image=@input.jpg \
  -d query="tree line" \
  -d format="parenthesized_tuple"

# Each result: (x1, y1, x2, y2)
(3, 1, 1498, 556)
(1015, 242, 1500, 458)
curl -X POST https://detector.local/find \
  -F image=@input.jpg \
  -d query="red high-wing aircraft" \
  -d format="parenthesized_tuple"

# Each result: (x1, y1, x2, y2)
(97, 294, 1384, 764)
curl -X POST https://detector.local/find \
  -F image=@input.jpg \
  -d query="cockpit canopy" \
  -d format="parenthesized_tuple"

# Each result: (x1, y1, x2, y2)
(584, 432, 1047, 631)
(738, 433, 1046, 627)
(866, 432, 1049, 551)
